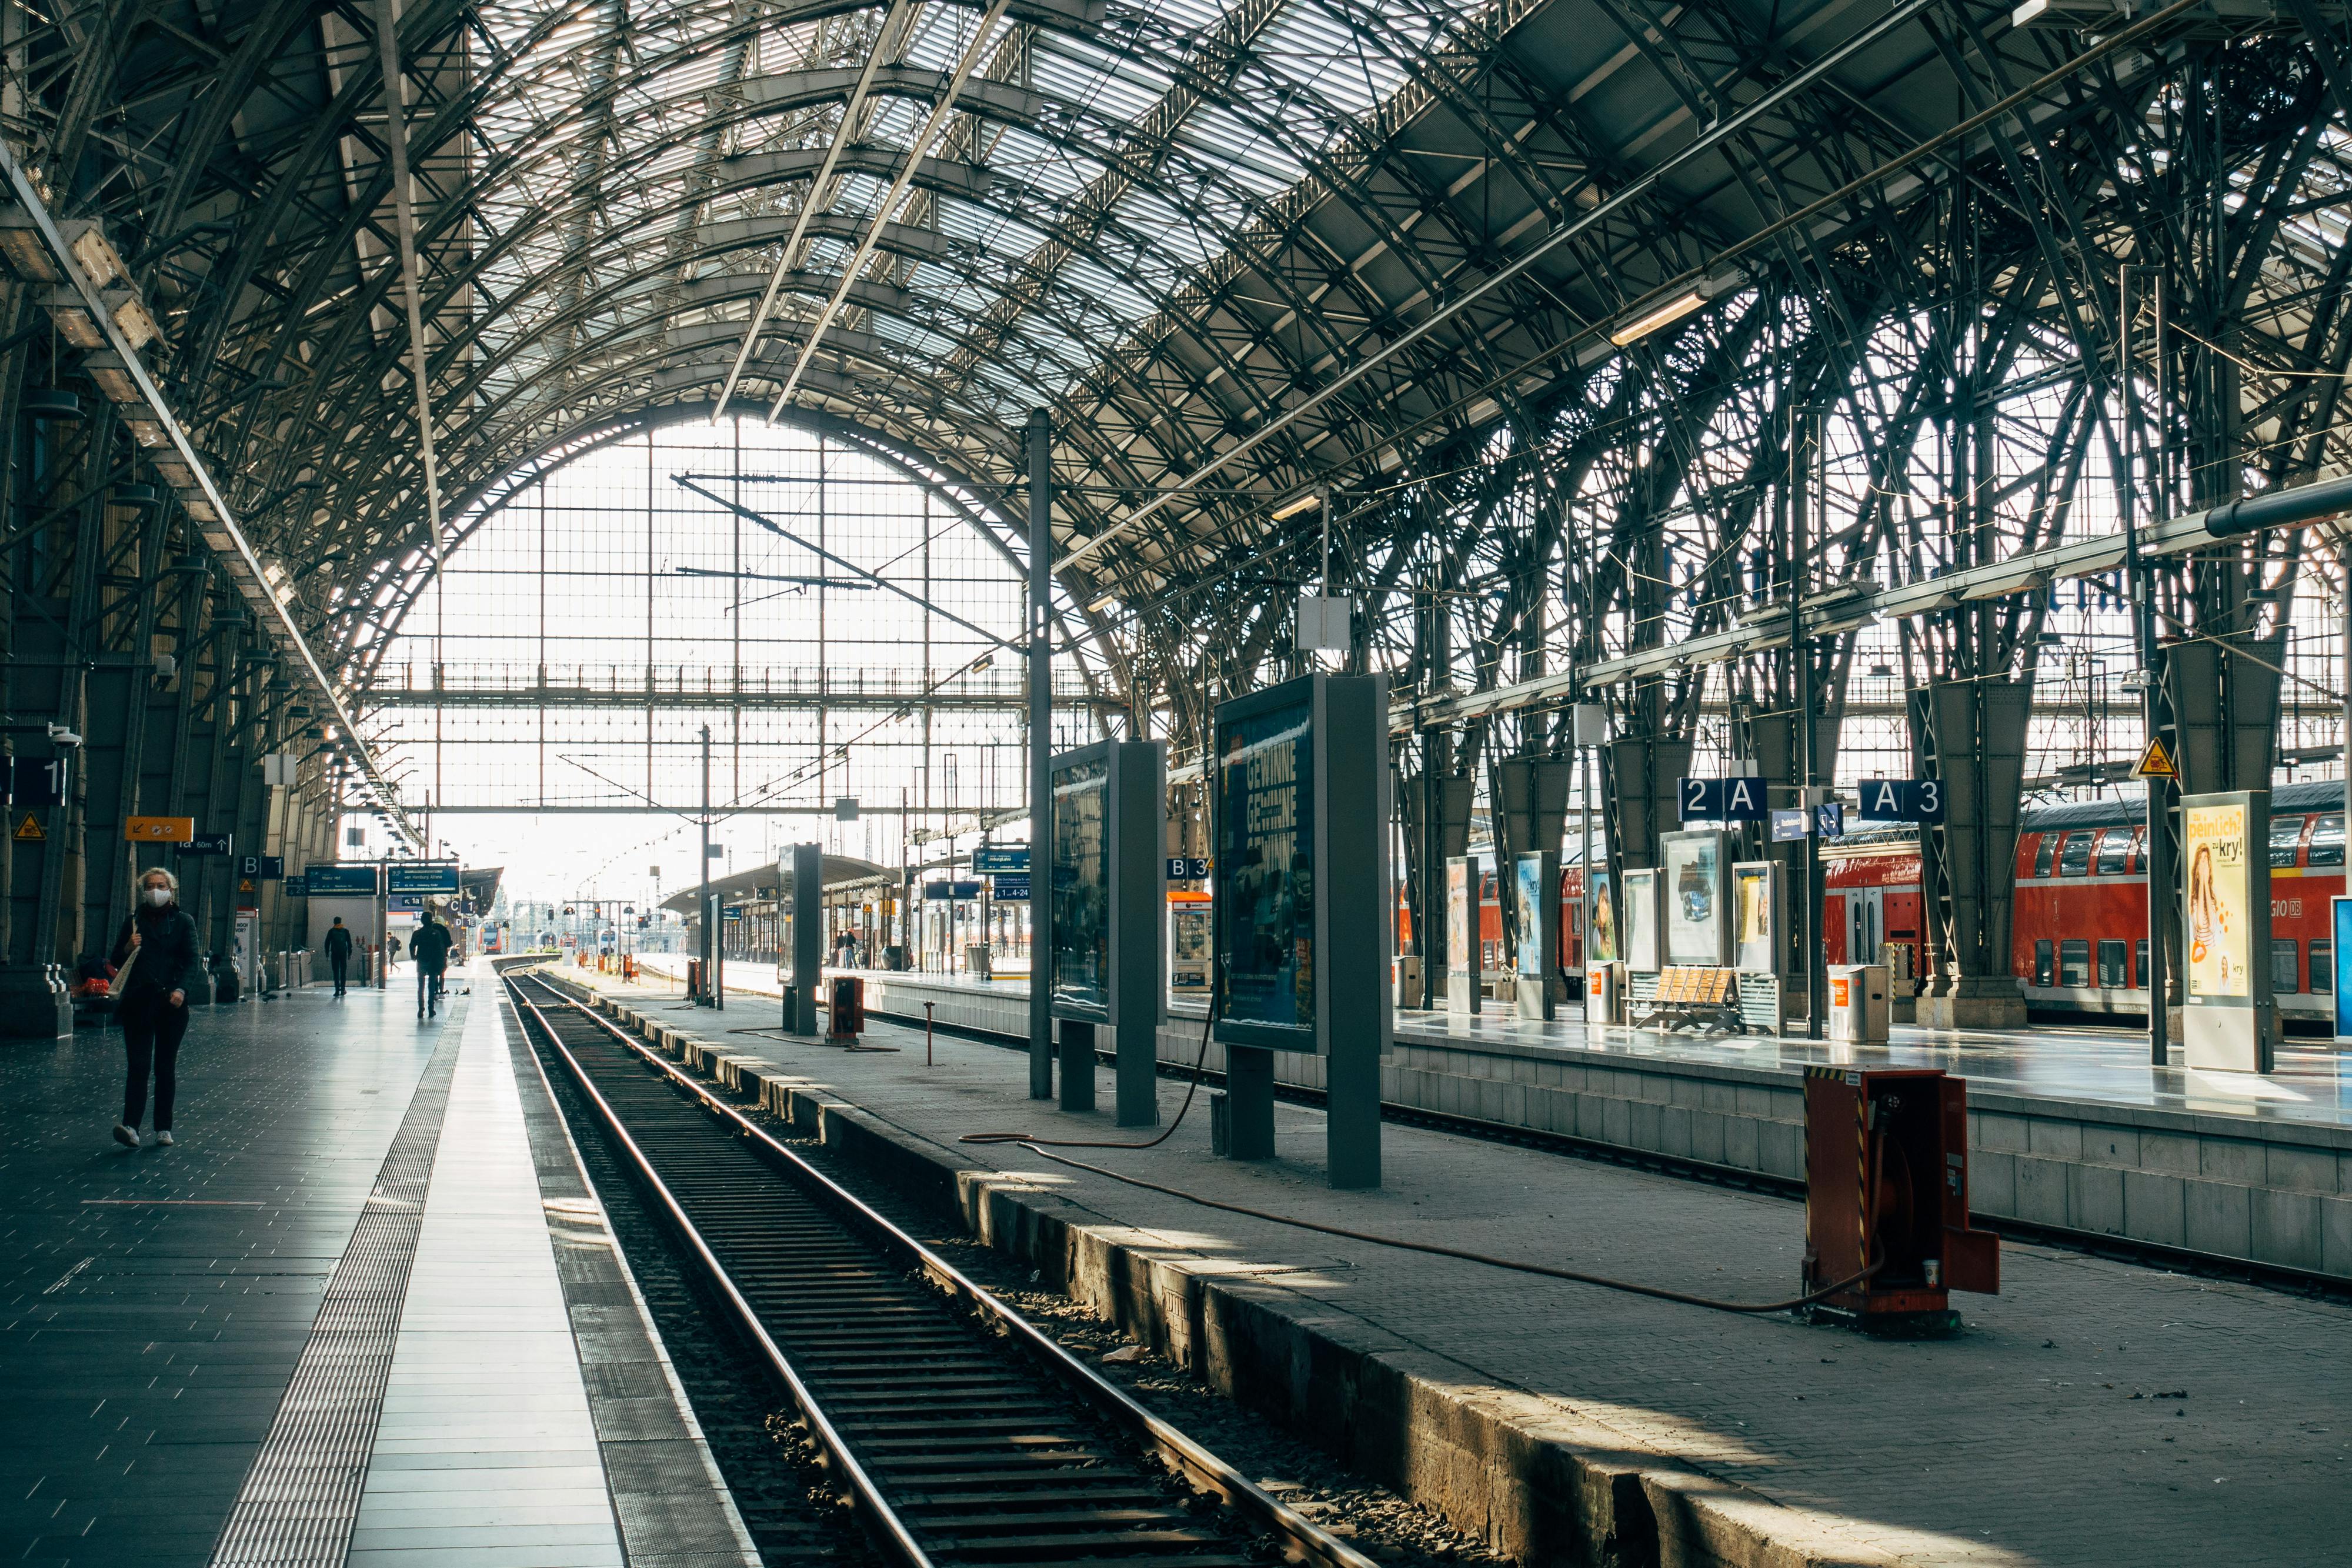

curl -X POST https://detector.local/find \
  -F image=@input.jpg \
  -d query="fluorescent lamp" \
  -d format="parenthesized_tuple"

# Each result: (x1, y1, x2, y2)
(1270, 491, 1323, 522)
(1609, 290, 1707, 347)
(0, 209, 58, 282)
(47, 286, 104, 348)
(1088, 591, 1118, 614)
(82, 349, 143, 405)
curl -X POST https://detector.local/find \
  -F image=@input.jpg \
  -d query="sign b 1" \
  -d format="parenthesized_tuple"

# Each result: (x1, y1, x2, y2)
(1856, 779, 1946, 823)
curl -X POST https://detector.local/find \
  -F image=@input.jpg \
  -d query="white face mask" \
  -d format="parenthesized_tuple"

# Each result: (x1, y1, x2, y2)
(146, 887, 173, 907)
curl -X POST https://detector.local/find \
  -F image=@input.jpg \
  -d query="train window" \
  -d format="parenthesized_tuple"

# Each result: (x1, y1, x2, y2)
(2135, 939, 2150, 989)
(2034, 940, 2054, 987)
(2273, 939, 2300, 995)
(2094, 829, 2130, 876)
(2059, 939, 2090, 986)
(2097, 940, 2127, 987)
(2311, 814, 2346, 868)
(2033, 834, 2059, 878)
(2057, 831, 2094, 878)
(2271, 815, 2306, 869)
(2313, 941, 2334, 995)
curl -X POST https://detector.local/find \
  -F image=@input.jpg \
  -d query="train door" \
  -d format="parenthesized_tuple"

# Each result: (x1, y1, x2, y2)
(1847, 886, 1885, 967)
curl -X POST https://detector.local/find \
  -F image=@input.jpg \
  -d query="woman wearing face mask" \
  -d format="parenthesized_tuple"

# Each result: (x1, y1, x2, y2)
(109, 868, 206, 1149)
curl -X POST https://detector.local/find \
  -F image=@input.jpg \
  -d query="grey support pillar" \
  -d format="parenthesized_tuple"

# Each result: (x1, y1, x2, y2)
(1908, 680, 2033, 1030)
(786, 841, 821, 1036)
(1026, 409, 1053, 1100)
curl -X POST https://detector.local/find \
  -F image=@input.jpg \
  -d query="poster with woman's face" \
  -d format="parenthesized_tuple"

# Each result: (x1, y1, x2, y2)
(1589, 875, 1617, 963)
(2183, 801, 2250, 999)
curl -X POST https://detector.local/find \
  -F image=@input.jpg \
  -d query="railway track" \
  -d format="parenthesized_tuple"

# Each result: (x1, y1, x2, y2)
(504, 971, 1374, 1568)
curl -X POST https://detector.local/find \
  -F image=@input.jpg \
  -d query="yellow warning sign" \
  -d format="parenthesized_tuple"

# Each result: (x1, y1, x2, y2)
(13, 812, 43, 842)
(2134, 738, 2178, 779)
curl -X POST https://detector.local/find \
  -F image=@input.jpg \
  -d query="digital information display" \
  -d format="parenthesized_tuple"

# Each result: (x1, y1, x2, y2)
(1215, 690, 1315, 1044)
(306, 863, 381, 896)
(386, 862, 461, 895)
(1051, 753, 1110, 1019)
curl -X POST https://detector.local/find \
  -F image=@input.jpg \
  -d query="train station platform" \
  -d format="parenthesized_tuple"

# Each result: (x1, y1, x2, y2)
(0, 965, 753, 1568)
(559, 962, 2352, 1568)
(616, 956, 2352, 1285)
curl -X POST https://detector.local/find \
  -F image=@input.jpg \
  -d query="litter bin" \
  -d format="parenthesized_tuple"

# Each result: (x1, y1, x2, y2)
(1586, 960, 1625, 1025)
(1826, 963, 1891, 1043)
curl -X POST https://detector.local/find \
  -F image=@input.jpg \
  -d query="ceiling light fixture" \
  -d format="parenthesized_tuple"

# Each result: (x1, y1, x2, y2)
(1270, 492, 1323, 522)
(1609, 290, 1707, 347)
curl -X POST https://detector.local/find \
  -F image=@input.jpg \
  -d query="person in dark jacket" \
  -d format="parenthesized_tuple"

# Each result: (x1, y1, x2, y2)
(323, 917, 355, 997)
(109, 868, 207, 1149)
(409, 911, 455, 1018)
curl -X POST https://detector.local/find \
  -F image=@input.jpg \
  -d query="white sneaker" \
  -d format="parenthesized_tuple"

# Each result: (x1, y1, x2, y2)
(155, 1131, 175, 1147)
(112, 1123, 139, 1149)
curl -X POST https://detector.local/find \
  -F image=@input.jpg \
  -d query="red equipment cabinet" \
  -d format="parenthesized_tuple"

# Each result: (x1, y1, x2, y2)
(1801, 1066, 1999, 1327)
(828, 974, 866, 1040)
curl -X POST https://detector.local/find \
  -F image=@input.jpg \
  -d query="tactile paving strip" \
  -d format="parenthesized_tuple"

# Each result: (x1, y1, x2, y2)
(206, 1005, 468, 1567)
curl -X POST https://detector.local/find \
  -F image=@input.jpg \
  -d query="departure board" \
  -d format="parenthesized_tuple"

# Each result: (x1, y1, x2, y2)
(1215, 689, 1315, 1042)
(1051, 752, 1110, 1017)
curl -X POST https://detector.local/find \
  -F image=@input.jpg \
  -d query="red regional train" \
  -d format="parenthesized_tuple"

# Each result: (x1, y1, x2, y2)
(1444, 778, 2347, 1025)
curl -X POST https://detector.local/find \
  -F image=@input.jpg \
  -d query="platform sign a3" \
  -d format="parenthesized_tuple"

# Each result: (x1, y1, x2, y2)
(1857, 779, 1945, 823)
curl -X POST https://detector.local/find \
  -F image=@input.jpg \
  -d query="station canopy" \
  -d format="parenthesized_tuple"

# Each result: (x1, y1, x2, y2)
(78, 0, 2238, 652)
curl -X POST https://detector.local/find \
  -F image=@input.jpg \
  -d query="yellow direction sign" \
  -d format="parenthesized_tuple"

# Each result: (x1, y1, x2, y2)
(2134, 737, 2178, 780)
(14, 812, 43, 842)
(124, 815, 195, 843)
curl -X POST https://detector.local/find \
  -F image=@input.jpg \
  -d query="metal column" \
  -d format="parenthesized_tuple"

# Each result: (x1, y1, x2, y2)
(1026, 410, 1054, 1099)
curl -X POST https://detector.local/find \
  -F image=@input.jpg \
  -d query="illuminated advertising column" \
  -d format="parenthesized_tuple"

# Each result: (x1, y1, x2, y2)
(1514, 850, 1559, 1020)
(1213, 672, 1388, 1189)
(2179, 792, 2274, 1073)
(1445, 856, 1479, 1016)
(1049, 739, 1166, 1124)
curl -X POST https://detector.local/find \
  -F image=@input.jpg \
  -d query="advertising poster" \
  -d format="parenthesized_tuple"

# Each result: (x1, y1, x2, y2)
(1662, 831, 1727, 965)
(1052, 755, 1110, 1013)
(1446, 859, 1472, 978)
(1516, 856, 1546, 977)
(1216, 697, 1314, 1035)
(1587, 872, 1616, 963)
(2183, 799, 2250, 999)
(1734, 864, 1774, 973)
(1170, 904, 1212, 990)
(1623, 869, 1662, 973)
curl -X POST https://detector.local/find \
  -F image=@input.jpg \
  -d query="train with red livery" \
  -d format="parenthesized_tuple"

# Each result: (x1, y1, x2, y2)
(1439, 779, 2346, 1025)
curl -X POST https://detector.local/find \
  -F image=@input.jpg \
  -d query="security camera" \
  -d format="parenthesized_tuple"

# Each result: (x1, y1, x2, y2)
(46, 723, 82, 746)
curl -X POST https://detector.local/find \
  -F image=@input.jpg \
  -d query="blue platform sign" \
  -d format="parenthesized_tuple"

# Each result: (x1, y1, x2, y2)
(923, 880, 985, 900)
(1165, 856, 1209, 880)
(1679, 776, 1767, 822)
(386, 862, 461, 895)
(1770, 809, 1809, 842)
(990, 873, 1031, 902)
(972, 846, 1029, 873)
(283, 872, 308, 896)
(306, 863, 381, 896)
(1817, 801, 1844, 839)
(1856, 779, 1946, 823)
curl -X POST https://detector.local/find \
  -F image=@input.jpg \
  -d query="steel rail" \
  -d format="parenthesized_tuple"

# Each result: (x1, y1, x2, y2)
(504, 977, 939, 1568)
(513, 970, 1383, 1568)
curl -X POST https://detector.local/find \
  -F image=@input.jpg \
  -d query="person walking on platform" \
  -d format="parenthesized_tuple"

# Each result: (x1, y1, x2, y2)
(109, 868, 205, 1149)
(385, 930, 402, 973)
(410, 909, 454, 1019)
(323, 917, 354, 997)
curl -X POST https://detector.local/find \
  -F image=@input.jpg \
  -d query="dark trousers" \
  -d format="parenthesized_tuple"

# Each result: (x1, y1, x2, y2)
(329, 953, 349, 995)
(417, 968, 444, 1014)
(121, 995, 190, 1130)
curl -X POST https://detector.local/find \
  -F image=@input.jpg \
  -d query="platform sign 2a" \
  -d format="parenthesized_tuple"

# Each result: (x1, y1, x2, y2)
(1679, 776, 1767, 822)
(1856, 779, 1946, 823)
